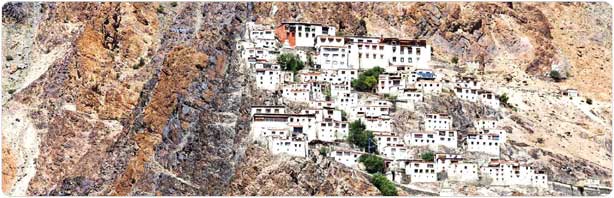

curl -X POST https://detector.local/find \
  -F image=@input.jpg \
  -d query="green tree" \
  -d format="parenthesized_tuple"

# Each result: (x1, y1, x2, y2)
(347, 120, 377, 153)
(359, 154, 385, 174)
(371, 173, 398, 196)
(451, 56, 459, 64)
(277, 53, 304, 74)
(351, 67, 384, 92)
(420, 151, 435, 161)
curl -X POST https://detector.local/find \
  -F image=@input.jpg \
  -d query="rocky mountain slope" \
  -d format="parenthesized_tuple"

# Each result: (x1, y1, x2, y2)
(2, 2, 612, 196)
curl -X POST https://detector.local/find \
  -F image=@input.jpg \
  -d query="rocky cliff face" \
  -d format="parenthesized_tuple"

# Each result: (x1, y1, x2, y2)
(228, 146, 381, 196)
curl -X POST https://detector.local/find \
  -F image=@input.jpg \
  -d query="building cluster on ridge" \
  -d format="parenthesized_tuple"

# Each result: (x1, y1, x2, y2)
(241, 21, 549, 189)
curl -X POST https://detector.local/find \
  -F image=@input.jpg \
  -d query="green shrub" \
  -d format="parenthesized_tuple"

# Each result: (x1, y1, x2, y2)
(550, 70, 562, 82)
(351, 67, 384, 92)
(359, 154, 385, 174)
(170, 2, 178, 7)
(420, 151, 435, 161)
(6, 55, 13, 61)
(586, 98, 593, 105)
(451, 56, 458, 64)
(156, 5, 165, 14)
(7, 89, 16, 94)
(319, 147, 330, 156)
(347, 120, 377, 153)
(371, 173, 398, 196)
(499, 93, 509, 105)
(537, 138, 544, 144)
(277, 53, 304, 73)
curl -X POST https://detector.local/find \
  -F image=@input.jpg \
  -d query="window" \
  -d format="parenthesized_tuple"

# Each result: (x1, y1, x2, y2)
(400, 58, 404, 62)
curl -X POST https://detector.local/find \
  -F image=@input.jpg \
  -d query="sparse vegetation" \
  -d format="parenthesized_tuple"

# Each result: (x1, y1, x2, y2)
(420, 151, 435, 161)
(351, 67, 384, 92)
(6, 55, 13, 61)
(170, 2, 178, 7)
(586, 98, 593, 105)
(133, 57, 145, 69)
(451, 56, 458, 64)
(323, 86, 331, 99)
(277, 53, 304, 74)
(371, 173, 398, 196)
(347, 120, 377, 153)
(537, 138, 544, 144)
(359, 154, 385, 174)
(7, 89, 16, 94)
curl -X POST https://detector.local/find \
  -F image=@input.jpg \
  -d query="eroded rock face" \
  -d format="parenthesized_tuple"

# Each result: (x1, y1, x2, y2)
(228, 146, 381, 196)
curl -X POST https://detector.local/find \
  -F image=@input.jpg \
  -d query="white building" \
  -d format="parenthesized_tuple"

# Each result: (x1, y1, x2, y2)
(251, 114, 291, 143)
(309, 100, 336, 109)
(373, 131, 403, 151)
(465, 132, 503, 157)
(415, 78, 442, 94)
(282, 83, 324, 103)
(268, 136, 308, 157)
(330, 83, 352, 98)
(253, 38, 279, 49)
(317, 45, 350, 70)
(315, 35, 345, 48)
(364, 116, 392, 132)
(378, 73, 405, 95)
(423, 114, 452, 131)
(250, 105, 286, 117)
(301, 108, 343, 122)
(330, 147, 366, 168)
(455, 76, 480, 89)
(320, 69, 358, 85)
(255, 68, 285, 91)
(434, 154, 479, 182)
(561, 88, 579, 98)
(381, 144, 410, 160)
(317, 120, 349, 142)
(244, 47, 280, 62)
(405, 130, 458, 150)
(405, 160, 438, 183)
(398, 88, 423, 103)
(454, 86, 479, 102)
(335, 92, 359, 113)
(478, 90, 500, 109)
(346, 37, 432, 70)
(247, 22, 276, 41)
(481, 160, 548, 188)
(275, 22, 337, 48)
(287, 114, 318, 142)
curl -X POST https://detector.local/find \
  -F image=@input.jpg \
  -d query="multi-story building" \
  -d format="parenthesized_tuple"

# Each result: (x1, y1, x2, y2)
(275, 22, 337, 48)
(330, 147, 366, 168)
(364, 116, 392, 132)
(465, 132, 503, 157)
(405, 130, 458, 150)
(250, 105, 286, 117)
(434, 154, 479, 182)
(347, 37, 432, 70)
(268, 135, 308, 157)
(423, 114, 452, 131)
(405, 160, 438, 183)
(481, 160, 549, 188)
